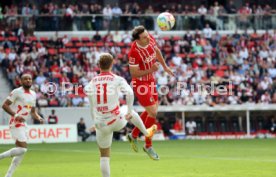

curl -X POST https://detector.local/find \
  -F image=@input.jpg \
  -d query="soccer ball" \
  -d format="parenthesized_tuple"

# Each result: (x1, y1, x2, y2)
(157, 12, 175, 31)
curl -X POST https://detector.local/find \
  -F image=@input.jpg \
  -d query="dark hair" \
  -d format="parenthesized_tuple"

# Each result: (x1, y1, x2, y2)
(132, 25, 146, 41)
(20, 72, 32, 79)
(99, 53, 113, 70)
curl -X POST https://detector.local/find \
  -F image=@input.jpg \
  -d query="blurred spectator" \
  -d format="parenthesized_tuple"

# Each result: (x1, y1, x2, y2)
(48, 109, 58, 124)
(93, 31, 102, 42)
(49, 97, 60, 106)
(103, 4, 112, 30)
(203, 24, 213, 40)
(186, 119, 197, 135)
(157, 71, 168, 85)
(226, 0, 237, 14)
(0, 6, 3, 20)
(122, 31, 131, 43)
(131, 3, 141, 28)
(35, 72, 47, 85)
(77, 117, 90, 142)
(112, 3, 122, 30)
(269, 118, 276, 133)
(263, 5, 272, 29)
(121, 4, 131, 30)
(173, 118, 183, 132)
(238, 3, 252, 29)
(160, 117, 173, 137)
(64, 5, 74, 31)
(144, 5, 154, 29)
(172, 54, 182, 67)
(72, 95, 83, 106)
(198, 5, 207, 29)
(198, 5, 207, 15)
(261, 91, 271, 104)
(112, 31, 122, 43)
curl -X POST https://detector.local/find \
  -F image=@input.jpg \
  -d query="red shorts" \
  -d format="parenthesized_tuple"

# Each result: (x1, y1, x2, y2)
(132, 79, 158, 107)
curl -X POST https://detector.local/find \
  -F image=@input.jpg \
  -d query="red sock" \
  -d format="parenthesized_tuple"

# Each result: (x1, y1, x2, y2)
(131, 111, 148, 138)
(144, 116, 156, 148)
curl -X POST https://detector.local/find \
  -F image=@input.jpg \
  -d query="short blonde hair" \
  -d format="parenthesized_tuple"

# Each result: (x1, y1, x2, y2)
(99, 53, 113, 70)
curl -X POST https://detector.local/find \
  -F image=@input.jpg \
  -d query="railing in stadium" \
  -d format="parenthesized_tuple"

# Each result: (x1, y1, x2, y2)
(1, 14, 276, 31)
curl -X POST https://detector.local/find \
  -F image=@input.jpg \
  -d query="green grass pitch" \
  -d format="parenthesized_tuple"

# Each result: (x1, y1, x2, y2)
(0, 139, 275, 177)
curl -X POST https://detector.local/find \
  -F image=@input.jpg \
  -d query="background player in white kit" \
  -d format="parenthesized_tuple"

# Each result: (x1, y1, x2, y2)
(0, 73, 44, 177)
(85, 53, 157, 177)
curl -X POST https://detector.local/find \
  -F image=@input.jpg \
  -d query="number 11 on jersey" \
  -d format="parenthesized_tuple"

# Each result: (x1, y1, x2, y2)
(96, 83, 107, 104)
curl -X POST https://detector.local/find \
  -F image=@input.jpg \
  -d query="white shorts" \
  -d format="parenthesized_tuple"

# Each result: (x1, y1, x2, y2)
(96, 106, 128, 148)
(9, 117, 28, 142)
(10, 126, 28, 142)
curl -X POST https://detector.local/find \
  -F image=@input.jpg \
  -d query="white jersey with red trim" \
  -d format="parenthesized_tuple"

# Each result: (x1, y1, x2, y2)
(85, 72, 133, 120)
(7, 87, 36, 127)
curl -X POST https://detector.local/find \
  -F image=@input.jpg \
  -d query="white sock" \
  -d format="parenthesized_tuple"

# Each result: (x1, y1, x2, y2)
(130, 111, 149, 136)
(5, 154, 25, 177)
(100, 157, 110, 177)
(0, 147, 27, 160)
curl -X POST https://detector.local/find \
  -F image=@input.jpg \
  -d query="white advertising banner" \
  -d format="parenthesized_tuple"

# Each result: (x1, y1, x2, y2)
(0, 124, 77, 144)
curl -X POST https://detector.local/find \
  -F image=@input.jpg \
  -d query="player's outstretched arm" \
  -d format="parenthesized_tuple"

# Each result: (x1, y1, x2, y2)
(31, 107, 44, 124)
(155, 47, 175, 77)
(129, 65, 159, 78)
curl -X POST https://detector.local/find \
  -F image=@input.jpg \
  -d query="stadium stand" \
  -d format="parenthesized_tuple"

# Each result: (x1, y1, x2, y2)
(1, 29, 276, 107)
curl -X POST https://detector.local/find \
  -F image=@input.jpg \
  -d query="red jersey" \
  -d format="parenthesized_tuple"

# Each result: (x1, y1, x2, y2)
(128, 34, 157, 81)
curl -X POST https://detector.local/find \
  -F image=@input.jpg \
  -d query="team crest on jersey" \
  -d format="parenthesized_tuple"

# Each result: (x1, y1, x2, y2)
(24, 104, 32, 110)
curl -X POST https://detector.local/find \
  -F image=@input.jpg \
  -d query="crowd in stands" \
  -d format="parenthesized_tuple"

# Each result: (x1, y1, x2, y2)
(1, 26, 276, 107)
(0, 1, 276, 31)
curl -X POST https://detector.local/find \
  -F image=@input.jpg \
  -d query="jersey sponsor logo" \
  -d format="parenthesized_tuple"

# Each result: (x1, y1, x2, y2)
(97, 106, 109, 112)
(143, 52, 156, 63)
(100, 106, 120, 116)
